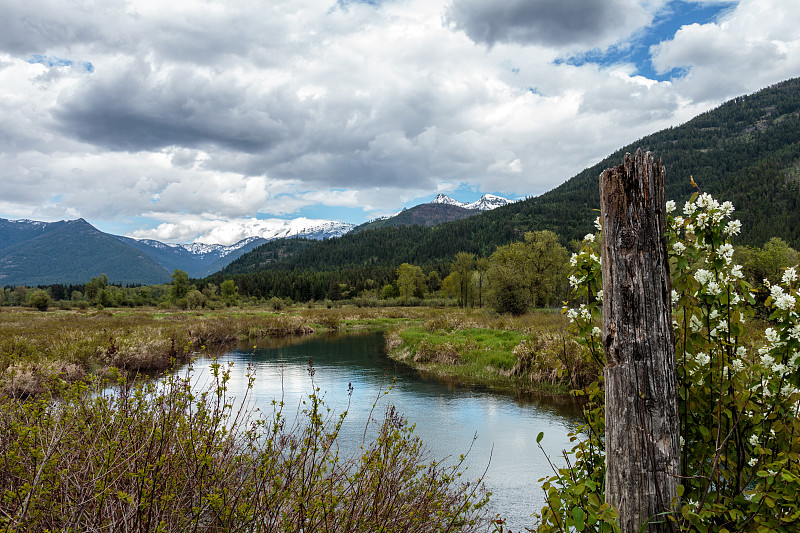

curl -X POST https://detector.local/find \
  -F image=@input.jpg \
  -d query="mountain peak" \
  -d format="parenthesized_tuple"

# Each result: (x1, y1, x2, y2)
(429, 193, 514, 211)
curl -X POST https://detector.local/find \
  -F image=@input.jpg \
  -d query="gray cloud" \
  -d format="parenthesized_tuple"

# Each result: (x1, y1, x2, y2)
(444, 0, 651, 49)
(54, 62, 287, 153)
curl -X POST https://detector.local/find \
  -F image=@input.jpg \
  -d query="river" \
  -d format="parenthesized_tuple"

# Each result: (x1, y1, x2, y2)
(177, 331, 581, 532)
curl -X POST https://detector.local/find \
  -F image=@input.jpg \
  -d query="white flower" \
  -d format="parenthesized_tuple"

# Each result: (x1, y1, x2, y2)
(566, 308, 578, 322)
(570, 253, 578, 267)
(584, 233, 595, 243)
(594, 216, 602, 231)
(774, 293, 796, 311)
(706, 281, 721, 296)
(596, 289, 603, 303)
(591, 327, 602, 337)
(721, 201, 735, 217)
(761, 353, 775, 367)
(770, 285, 785, 301)
(718, 243, 735, 263)
(690, 315, 703, 332)
(772, 362, 787, 376)
(671, 290, 679, 305)
(736, 346, 747, 357)
(749, 434, 759, 446)
(695, 269, 714, 286)
(679, 436, 685, 446)
(782, 267, 798, 284)
(725, 220, 742, 236)
(674, 216, 684, 226)
(765, 328, 780, 345)
(731, 359, 745, 373)
(695, 352, 710, 366)
(672, 242, 686, 255)
(666, 200, 676, 213)
(731, 264, 744, 279)
(749, 458, 758, 467)
(569, 275, 580, 288)
(684, 201, 697, 216)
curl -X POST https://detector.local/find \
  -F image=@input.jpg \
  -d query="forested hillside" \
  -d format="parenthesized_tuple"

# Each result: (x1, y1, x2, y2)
(216, 78, 800, 300)
(0, 219, 171, 286)
(352, 203, 479, 233)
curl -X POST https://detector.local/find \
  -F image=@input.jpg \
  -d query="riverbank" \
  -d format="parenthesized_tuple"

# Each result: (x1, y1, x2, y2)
(0, 306, 432, 396)
(384, 309, 598, 395)
(0, 305, 594, 397)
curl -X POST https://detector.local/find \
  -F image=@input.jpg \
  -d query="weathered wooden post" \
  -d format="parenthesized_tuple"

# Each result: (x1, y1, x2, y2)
(599, 149, 680, 532)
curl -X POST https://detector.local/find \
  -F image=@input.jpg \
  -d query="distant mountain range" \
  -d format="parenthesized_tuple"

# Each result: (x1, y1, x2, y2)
(0, 194, 511, 286)
(0, 217, 352, 286)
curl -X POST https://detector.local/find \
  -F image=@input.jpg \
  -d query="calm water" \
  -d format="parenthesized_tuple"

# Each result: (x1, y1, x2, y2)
(178, 331, 581, 532)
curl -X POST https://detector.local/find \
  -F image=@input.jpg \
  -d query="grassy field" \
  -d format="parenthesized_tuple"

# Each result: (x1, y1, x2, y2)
(0, 306, 432, 397)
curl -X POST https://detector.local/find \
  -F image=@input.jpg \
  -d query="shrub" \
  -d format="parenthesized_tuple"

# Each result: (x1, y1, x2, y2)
(0, 367, 490, 532)
(28, 289, 50, 311)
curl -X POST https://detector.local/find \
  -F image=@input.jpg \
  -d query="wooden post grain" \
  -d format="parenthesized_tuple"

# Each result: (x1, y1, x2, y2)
(600, 149, 680, 532)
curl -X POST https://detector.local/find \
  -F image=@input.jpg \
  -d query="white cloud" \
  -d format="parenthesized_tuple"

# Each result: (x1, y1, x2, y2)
(651, 0, 800, 103)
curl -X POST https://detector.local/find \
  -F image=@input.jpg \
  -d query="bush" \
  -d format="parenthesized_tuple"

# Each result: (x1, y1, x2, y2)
(267, 296, 285, 311)
(0, 369, 490, 532)
(28, 290, 50, 311)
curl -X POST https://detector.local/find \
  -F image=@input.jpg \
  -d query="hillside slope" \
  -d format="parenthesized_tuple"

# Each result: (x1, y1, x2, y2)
(223, 78, 800, 282)
(0, 219, 171, 286)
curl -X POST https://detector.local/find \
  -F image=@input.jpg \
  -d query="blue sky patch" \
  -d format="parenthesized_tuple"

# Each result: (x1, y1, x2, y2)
(555, 1, 736, 81)
(27, 54, 94, 73)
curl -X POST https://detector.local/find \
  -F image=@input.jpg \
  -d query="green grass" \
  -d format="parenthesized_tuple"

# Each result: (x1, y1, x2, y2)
(385, 308, 597, 395)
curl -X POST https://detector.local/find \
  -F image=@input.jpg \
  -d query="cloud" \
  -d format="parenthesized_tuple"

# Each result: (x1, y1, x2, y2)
(651, 0, 800, 103)
(444, 0, 656, 49)
(1, 0, 799, 243)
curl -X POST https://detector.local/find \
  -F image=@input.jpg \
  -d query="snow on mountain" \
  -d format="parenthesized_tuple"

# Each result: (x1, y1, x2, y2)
(191, 218, 355, 247)
(465, 194, 514, 211)
(430, 193, 514, 211)
(181, 236, 265, 258)
(431, 194, 468, 207)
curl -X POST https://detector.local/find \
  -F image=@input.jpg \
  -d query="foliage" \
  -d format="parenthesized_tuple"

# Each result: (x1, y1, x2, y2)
(0, 365, 490, 532)
(386, 309, 594, 394)
(451, 253, 476, 308)
(169, 269, 191, 301)
(535, 191, 800, 532)
(397, 263, 427, 301)
(27, 289, 50, 311)
(487, 231, 569, 314)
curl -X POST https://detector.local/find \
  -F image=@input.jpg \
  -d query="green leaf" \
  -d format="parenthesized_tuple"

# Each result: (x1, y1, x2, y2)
(572, 507, 586, 531)
(537, 431, 544, 444)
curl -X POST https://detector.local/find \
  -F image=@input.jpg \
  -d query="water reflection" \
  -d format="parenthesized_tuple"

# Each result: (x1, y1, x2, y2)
(179, 331, 580, 532)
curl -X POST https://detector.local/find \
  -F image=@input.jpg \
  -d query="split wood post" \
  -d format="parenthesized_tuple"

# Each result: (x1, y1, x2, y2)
(599, 149, 681, 532)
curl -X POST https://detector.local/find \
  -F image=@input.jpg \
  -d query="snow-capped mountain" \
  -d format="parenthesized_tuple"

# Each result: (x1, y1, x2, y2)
(121, 219, 355, 277)
(430, 193, 514, 211)
(185, 218, 356, 246)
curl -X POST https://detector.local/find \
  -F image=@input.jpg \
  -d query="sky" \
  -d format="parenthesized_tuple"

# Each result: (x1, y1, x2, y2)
(1, 0, 800, 245)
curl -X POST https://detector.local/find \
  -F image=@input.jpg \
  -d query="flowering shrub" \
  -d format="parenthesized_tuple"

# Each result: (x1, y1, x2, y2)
(534, 192, 800, 532)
